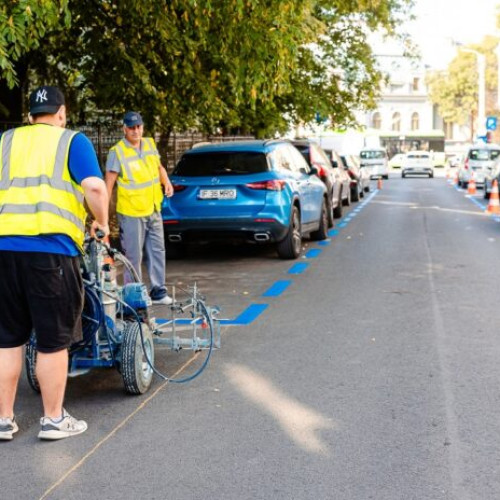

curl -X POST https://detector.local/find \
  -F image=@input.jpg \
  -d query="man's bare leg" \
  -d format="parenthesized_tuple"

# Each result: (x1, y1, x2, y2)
(0, 347, 22, 418)
(36, 350, 68, 419)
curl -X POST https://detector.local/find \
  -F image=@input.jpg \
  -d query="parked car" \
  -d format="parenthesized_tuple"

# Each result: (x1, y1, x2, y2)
(401, 151, 434, 178)
(291, 139, 347, 221)
(483, 157, 500, 199)
(388, 153, 405, 169)
(432, 152, 447, 168)
(323, 148, 352, 210)
(359, 147, 389, 179)
(457, 144, 500, 189)
(448, 154, 463, 168)
(161, 140, 328, 260)
(340, 154, 371, 202)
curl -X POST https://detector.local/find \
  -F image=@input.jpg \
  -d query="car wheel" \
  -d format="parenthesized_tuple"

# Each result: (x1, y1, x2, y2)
(384, 175, 389, 180)
(327, 195, 335, 228)
(333, 191, 343, 218)
(165, 242, 186, 259)
(351, 184, 360, 202)
(429, 173, 434, 178)
(311, 199, 328, 241)
(402, 173, 406, 178)
(364, 183, 371, 193)
(342, 187, 351, 206)
(484, 187, 490, 199)
(277, 206, 302, 259)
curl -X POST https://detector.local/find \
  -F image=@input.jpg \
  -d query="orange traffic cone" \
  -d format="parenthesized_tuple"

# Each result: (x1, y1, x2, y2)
(467, 175, 477, 195)
(377, 177, 383, 190)
(486, 179, 500, 214)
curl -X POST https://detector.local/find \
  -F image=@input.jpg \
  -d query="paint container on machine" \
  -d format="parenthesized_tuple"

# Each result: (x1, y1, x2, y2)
(101, 262, 117, 319)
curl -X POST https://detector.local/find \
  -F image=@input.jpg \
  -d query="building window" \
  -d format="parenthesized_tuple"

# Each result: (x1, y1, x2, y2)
(413, 77, 420, 91)
(444, 121, 453, 140)
(411, 112, 419, 131)
(392, 112, 401, 132)
(372, 112, 381, 129)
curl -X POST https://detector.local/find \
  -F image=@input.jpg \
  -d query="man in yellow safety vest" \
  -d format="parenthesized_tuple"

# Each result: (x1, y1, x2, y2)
(0, 85, 109, 440)
(105, 111, 174, 305)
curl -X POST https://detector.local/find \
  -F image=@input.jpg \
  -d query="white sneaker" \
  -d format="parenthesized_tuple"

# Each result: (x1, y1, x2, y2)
(38, 409, 87, 440)
(0, 416, 18, 440)
(152, 294, 173, 305)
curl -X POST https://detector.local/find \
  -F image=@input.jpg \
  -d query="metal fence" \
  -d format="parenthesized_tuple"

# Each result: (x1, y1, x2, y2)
(1, 120, 253, 172)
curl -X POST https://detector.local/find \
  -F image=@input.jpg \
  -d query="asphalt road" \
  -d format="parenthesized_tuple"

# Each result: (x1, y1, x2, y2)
(4, 170, 500, 500)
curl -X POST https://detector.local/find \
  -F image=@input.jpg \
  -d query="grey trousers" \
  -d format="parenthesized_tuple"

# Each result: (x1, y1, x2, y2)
(117, 211, 166, 289)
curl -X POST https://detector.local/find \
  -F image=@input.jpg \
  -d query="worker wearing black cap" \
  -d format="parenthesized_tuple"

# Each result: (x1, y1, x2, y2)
(0, 85, 109, 440)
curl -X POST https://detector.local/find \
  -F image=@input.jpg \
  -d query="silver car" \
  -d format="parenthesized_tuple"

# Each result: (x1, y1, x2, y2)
(401, 151, 434, 178)
(458, 144, 500, 189)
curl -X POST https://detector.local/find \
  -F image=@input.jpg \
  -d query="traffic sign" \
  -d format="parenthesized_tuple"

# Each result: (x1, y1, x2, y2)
(486, 116, 497, 131)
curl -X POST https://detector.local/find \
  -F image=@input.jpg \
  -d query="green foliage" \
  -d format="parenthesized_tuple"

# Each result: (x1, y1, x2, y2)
(0, 0, 70, 87)
(1, 0, 412, 136)
(426, 35, 500, 126)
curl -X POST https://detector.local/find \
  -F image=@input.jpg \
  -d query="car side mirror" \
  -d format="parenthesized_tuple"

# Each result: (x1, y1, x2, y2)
(331, 160, 338, 168)
(307, 164, 319, 176)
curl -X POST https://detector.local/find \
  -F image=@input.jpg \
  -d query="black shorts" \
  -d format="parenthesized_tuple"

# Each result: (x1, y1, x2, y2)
(0, 251, 84, 353)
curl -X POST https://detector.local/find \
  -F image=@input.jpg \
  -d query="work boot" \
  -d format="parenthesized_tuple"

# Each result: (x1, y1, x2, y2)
(0, 416, 18, 440)
(38, 409, 87, 440)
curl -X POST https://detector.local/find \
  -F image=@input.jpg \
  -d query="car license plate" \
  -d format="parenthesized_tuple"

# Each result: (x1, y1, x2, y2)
(199, 189, 236, 200)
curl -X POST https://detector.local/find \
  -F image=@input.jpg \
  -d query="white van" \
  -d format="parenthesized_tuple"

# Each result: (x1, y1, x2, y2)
(359, 148, 389, 179)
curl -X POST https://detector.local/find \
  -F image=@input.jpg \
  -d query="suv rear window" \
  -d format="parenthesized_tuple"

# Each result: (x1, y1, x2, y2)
(360, 150, 386, 159)
(174, 152, 269, 176)
(469, 149, 500, 161)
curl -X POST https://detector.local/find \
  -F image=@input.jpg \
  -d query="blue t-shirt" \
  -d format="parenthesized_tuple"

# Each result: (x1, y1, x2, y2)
(0, 128, 103, 256)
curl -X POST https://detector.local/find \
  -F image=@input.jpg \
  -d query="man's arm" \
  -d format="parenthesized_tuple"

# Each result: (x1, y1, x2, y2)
(81, 176, 110, 237)
(159, 164, 173, 197)
(105, 170, 119, 199)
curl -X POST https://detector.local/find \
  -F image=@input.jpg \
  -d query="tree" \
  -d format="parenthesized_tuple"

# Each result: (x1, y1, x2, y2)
(1, 0, 413, 136)
(0, 0, 69, 119)
(426, 35, 500, 139)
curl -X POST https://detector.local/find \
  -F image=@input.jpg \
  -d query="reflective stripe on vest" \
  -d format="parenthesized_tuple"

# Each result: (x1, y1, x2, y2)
(112, 137, 163, 217)
(0, 125, 86, 250)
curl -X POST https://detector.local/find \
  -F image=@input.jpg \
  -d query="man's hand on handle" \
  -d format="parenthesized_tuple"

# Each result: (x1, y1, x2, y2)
(90, 220, 110, 240)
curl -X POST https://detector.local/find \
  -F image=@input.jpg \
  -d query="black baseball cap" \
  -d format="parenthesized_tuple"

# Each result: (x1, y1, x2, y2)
(29, 85, 65, 115)
(123, 111, 143, 127)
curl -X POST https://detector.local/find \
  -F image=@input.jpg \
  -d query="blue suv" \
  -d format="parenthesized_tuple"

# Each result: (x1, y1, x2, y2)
(161, 140, 328, 259)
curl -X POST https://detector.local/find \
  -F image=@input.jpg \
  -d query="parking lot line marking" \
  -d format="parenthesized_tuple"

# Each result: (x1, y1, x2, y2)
(262, 280, 292, 297)
(288, 262, 309, 274)
(327, 229, 339, 237)
(337, 222, 348, 228)
(220, 303, 268, 325)
(318, 240, 330, 246)
(305, 248, 322, 258)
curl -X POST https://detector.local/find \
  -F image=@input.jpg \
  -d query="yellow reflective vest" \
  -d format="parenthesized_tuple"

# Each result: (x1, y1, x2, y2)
(110, 138, 163, 217)
(0, 124, 87, 250)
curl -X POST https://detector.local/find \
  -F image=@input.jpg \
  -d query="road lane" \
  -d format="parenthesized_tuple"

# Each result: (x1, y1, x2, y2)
(5, 175, 500, 499)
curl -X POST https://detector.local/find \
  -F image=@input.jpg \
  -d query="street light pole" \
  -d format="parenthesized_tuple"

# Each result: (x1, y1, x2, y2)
(459, 47, 486, 138)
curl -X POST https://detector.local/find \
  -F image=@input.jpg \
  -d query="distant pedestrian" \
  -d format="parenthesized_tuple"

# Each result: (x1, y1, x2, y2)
(0, 85, 109, 440)
(105, 111, 174, 304)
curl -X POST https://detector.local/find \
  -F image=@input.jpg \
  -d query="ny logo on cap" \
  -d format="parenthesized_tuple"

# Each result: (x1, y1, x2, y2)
(36, 89, 48, 103)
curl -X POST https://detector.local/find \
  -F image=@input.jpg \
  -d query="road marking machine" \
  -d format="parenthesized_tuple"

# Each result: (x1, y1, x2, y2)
(25, 234, 221, 394)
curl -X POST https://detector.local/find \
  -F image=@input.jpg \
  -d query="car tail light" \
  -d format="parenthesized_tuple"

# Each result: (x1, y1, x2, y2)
(172, 184, 187, 192)
(163, 220, 179, 225)
(254, 218, 278, 223)
(246, 180, 286, 191)
(464, 159, 469, 170)
(312, 162, 326, 178)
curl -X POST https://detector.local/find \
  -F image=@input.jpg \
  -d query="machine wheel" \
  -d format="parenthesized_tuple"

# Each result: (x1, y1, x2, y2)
(310, 199, 328, 241)
(121, 321, 154, 395)
(25, 339, 41, 393)
(277, 206, 301, 259)
(333, 191, 343, 218)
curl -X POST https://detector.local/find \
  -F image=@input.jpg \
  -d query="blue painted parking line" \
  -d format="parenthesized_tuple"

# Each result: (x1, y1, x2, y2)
(327, 229, 339, 237)
(305, 248, 322, 258)
(337, 222, 348, 228)
(318, 240, 330, 246)
(262, 280, 292, 297)
(220, 303, 269, 325)
(288, 262, 309, 274)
